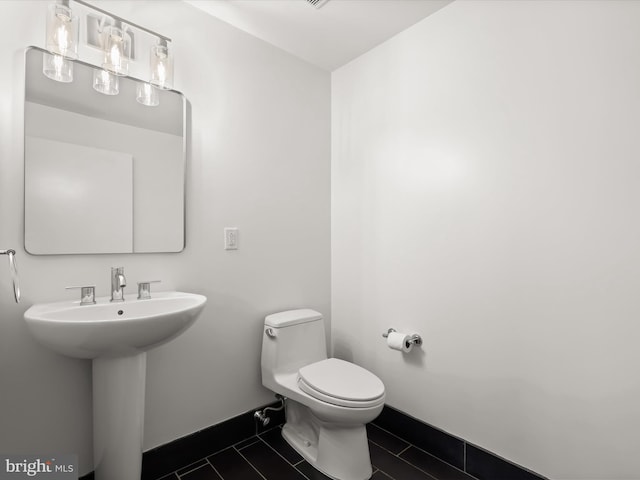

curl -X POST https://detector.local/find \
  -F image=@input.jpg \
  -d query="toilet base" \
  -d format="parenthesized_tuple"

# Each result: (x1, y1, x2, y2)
(282, 400, 373, 480)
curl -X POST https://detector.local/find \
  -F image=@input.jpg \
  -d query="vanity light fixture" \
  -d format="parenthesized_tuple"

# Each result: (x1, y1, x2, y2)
(42, 0, 174, 105)
(43, 1, 78, 82)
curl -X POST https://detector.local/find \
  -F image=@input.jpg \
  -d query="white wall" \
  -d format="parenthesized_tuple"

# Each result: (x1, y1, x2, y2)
(0, 1, 330, 475)
(332, 1, 640, 479)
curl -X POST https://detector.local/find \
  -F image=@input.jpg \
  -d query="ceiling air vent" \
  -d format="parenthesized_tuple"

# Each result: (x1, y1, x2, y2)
(305, 0, 331, 9)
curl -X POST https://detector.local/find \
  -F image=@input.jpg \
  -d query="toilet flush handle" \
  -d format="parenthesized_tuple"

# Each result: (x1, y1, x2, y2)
(265, 327, 277, 338)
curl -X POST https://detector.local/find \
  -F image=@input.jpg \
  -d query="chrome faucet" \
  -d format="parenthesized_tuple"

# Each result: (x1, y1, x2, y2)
(110, 267, 127, 302)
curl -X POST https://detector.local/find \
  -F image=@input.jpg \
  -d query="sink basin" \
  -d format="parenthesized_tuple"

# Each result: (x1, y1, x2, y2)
(24, 290, 207, 480)
(24, 291, 207, 359)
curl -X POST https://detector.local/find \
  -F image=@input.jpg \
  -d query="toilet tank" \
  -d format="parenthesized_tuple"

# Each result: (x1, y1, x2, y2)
(261, 309, 328, 381)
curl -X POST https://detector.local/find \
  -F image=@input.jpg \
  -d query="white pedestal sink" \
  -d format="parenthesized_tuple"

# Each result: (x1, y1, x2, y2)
(24, 291, 207, 480)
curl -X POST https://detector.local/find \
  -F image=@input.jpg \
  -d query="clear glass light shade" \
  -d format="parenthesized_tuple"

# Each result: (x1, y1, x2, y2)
(93, 69, 119, 95)
(102, 26, 131, 76)
(150, 44, 173, 90)
(42, 53, 73, 83)
(45, 3, 78, 59)
(136, 82, 159, 107)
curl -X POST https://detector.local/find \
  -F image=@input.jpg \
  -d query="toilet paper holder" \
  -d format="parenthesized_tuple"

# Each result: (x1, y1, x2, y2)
(382, 328, 422, 347)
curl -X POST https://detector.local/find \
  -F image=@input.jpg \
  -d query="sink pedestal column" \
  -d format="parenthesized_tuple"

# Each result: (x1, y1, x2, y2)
(93, 353, 147, 480)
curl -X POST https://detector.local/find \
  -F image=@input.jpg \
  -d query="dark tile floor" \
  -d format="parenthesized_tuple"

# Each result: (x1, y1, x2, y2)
(156, 423, 477, 480)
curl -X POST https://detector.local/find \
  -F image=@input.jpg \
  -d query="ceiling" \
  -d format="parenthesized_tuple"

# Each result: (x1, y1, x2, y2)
(184, 0, 452, 71)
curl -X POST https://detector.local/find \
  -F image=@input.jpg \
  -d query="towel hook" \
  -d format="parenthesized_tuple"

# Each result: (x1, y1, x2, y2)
(0, 249, 21, 303)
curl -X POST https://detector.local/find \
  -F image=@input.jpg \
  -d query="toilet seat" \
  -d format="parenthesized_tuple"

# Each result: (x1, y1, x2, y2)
(297, 358, 385, 408)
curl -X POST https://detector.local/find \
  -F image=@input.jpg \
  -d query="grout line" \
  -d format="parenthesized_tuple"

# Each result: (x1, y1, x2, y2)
(370, 423, 412, 445)
(235, 446, 269, 480)
(372, 467, 397, 480)
(379, 472, 396, 480)
(376, 469, 396, 480)
(232, 435, 261, 449)
(290, 458, 314, 480)
(156, 473, 179, 480)
(397, 438, 475, 479)
(293, 465, 312, 480)
(235, 438, 261, 451)
(155, 474, 178, 480)
(369, 440, 438, 480)
(462, 442, 484, 480)
(176, 464, 209, 479)
(205, 458, 224, 480)
(174, 461, 208, 478)
(397, 444, 411, 456)
(257, 434, 304, 469)
(464, 441, 467, 472)
(369, 438, 401, 456)
(255, 436, 313, 480)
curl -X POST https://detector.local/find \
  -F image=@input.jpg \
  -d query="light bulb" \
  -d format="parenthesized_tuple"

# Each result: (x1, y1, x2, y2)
(102, 25, 130, 76)
(156, 63, 166, 85)
(56, 24, 69, 51)
(45, 3, 78, 59)
(150, 43, 173, 90)
(43, 52, 73, 83)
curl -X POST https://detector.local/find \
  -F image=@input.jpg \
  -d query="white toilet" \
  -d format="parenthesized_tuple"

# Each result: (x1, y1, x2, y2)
(261, 309, 385, 480)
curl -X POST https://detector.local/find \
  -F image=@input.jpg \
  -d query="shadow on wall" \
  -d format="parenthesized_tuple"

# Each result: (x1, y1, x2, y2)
(402, 346, 426, 367)
(333, 338, 354, 362)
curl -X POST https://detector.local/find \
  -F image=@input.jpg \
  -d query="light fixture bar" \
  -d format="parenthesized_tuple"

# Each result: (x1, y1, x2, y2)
(42, 0, 175, 104)
(71, 0, 171, 44)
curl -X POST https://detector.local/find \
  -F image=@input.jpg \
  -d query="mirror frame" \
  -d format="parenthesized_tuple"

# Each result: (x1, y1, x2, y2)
(23, 46, 188, 255)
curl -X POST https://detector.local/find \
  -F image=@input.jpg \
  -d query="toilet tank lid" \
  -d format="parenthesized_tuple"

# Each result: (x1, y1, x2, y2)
(265, 309, 323, 328)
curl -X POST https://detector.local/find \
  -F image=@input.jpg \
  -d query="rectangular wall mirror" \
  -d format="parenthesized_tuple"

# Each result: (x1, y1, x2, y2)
(24, 46, 186, 254)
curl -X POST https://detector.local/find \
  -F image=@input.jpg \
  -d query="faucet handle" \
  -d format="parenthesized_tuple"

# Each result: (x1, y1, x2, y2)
(137, 280, 161, 300)
(66, 285, 96, 305)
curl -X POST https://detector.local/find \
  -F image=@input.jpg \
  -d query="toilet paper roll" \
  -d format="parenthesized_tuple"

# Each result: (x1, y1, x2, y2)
(386, 331, 413, 353)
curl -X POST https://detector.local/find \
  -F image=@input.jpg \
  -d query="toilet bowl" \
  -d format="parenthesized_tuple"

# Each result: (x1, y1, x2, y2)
(261, 309, 385, 480)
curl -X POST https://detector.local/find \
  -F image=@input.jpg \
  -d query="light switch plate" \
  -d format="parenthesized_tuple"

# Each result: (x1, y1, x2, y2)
(224, 227, 238, 250)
